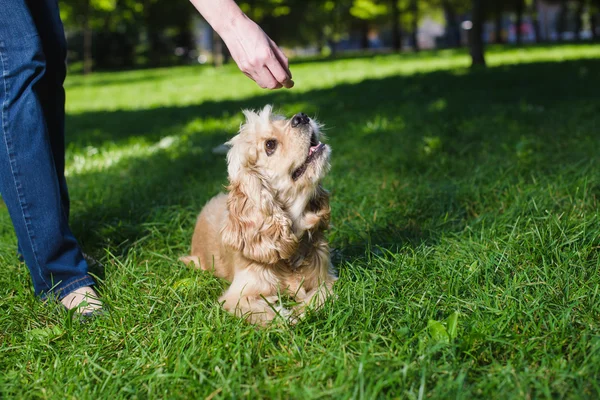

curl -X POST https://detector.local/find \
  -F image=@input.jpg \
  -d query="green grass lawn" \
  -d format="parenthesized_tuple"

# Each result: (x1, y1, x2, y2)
(1, 44, 600, 399)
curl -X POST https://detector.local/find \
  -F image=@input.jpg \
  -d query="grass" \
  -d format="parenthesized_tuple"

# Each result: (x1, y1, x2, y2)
(1, 43, 600, 398)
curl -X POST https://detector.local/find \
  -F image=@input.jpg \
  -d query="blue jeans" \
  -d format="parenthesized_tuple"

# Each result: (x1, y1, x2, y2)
(0, 0, 95, 299)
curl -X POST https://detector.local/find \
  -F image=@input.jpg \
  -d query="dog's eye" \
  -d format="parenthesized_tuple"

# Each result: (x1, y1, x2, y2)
(265, 139, 277, 156)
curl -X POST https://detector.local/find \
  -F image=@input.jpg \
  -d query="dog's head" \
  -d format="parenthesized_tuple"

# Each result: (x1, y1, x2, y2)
(222, 105, 331, 264)
(226, 105, 331, 191)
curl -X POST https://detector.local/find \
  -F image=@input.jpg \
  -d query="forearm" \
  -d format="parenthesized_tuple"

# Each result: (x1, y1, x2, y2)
(189, 0, 246, 37)
(189, 0, 293, 90)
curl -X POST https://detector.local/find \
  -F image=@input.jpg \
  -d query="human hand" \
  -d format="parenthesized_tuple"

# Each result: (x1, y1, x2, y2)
(219, 14, 294, 90)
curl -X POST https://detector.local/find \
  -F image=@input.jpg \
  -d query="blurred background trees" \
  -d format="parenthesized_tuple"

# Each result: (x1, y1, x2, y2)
(59, 0, 600, 73)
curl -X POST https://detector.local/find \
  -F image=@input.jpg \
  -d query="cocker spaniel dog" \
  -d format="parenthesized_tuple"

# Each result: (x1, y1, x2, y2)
(181, 105, 336, 324)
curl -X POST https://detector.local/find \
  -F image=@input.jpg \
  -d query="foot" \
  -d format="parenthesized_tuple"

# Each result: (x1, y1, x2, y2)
(60, 286, 103, 316)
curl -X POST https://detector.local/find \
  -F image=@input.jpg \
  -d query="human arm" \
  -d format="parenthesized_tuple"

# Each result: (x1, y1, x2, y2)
(189, 0, 294, 89)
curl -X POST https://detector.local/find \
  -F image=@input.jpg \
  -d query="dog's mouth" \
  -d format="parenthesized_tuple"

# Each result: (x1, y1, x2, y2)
(292, 133, 325, 181)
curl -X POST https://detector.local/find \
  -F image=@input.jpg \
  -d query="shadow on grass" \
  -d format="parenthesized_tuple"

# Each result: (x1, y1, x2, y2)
(66, 58, 600, 260)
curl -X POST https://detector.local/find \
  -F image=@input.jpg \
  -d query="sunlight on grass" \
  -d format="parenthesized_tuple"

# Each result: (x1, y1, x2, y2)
(65, 44, 600, 113)
(66, 136, 185, 176)
(65, 115, 239, 176)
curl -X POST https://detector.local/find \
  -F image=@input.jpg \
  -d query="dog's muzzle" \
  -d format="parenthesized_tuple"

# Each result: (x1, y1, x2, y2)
(291, 113, 310, 128)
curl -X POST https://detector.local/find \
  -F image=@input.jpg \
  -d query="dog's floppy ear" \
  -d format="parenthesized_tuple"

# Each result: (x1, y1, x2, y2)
(222, 105, 297, 263)
(222, 173, 298, 264)
(225, 106, 273, 181)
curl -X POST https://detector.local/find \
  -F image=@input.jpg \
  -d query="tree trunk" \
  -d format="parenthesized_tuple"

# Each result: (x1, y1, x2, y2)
(145, 0, 164, 67)
(532, 0, 541, 43)
(575, 0, 584, 40)
(329, 1, 341, 58)
(222, 43, 231, 64)
(212, 29, 224, 67)
(557, 0, 568, 41)
(443, 0, 460, 48)
(329, 39, 338, 57)
(593, 0, 600, 41)
(175, 15, 194, 60)
(516, 0, 524, 45)
(147, 29, 162, 66)
(494, 1, 503, 44)
(359, 20, 370, 50)
(82, 0, 92, 75)
(410, 0, 419, 51)
(592, 10, 598, 41)
(318, 32, 327, 54)
(390, 0, 402, 51)
(470, 0, 486, 67)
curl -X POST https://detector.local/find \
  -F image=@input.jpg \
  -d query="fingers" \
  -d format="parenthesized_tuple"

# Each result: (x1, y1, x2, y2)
(247, 59, 291, 90)
(268, 38, 292, 79)
(266, 57, 292, 89)
(256, 67, 282, 90)
(268, 39, 294, 88)
(238, 60, 280, 89)
(219, 16, 293, 90)
(234, 39, 293, 89)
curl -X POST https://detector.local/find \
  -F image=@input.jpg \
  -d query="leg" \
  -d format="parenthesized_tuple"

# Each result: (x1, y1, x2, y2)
(218, 269, 290, 325)
(293, 274, 337, 319)
(16, 0, 69, 261)
(28, 0, 70, 219)
(0, 0, 95, 299)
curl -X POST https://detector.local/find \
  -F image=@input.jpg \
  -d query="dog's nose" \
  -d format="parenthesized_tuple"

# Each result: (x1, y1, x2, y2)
(291, 113, 310, 128)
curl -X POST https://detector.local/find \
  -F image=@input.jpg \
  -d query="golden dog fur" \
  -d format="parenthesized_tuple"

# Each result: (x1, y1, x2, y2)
(181, 105, 336, 324)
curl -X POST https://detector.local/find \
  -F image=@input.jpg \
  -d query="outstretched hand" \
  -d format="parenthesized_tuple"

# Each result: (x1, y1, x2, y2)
(190, 0, 294, 90)
(219, 15, 294, 90)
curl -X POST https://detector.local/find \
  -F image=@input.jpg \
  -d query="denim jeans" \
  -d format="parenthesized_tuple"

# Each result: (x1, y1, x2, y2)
(0, 0, 95, 299)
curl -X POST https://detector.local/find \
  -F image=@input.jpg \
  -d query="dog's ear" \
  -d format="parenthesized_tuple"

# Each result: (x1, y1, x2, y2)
(221, 173, 298, 264)
(225, 106, 273, 181)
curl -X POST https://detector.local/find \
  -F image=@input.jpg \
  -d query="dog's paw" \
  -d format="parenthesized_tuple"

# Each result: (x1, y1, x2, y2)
(179, 255, 201, 268)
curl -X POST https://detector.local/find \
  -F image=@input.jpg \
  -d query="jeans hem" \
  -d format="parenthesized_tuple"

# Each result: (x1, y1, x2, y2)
(40, 275, 96, 301)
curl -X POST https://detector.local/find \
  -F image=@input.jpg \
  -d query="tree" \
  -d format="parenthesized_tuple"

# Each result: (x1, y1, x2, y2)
(440, 0, 470, 48)
(350, 0, 388, 50)
(61, 0, 193, 71)
(575, 0, 585, 40)
(82, 0, 93, 74)
(557, 0, 568, 40)
(142, 0, 194, 67)
(531, 0, 542, 43)
(470, 0, 486, 66)
(592, 0, 600, 41)
(60, 0, 119, 74)
(390, 0, 402, 51)
(410, 0, 419, 51)
(515, 0, 525, 45)
(494, 0, 504, 44)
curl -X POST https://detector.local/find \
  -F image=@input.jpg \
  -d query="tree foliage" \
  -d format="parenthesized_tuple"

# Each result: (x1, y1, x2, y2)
(58, 0, 598, 71)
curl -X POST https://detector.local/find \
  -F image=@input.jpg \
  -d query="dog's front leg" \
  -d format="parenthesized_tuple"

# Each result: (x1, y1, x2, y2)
(292, 275, 336, 320)
(218, 270, 290, 325)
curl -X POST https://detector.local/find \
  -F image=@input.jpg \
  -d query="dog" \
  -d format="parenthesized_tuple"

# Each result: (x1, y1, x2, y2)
(181, 105, 336, 324)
